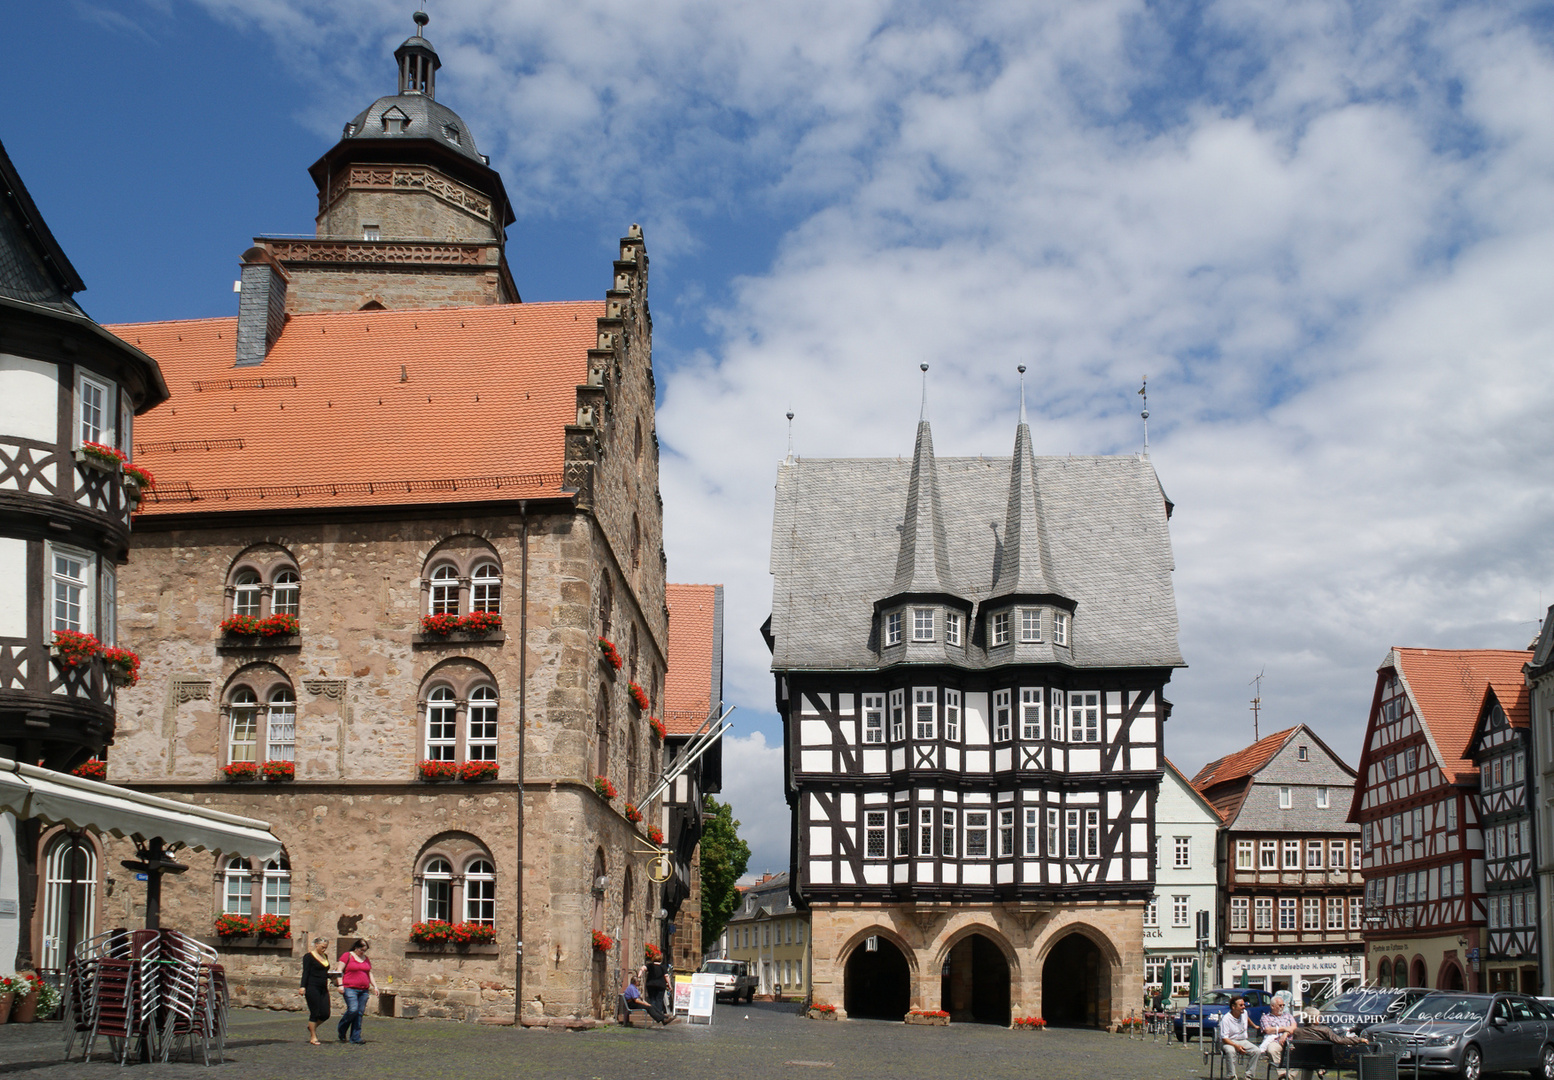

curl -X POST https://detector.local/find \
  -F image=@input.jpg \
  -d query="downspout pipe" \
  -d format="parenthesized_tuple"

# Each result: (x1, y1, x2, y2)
(514, 501, 529, 1024)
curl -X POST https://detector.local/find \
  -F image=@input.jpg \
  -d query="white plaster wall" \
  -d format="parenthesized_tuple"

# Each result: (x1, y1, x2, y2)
(1148, 766, 1221, 958)
(0, 536, 28, 638)
(0, 354, 59, 443)
(1, 813, 19, 975)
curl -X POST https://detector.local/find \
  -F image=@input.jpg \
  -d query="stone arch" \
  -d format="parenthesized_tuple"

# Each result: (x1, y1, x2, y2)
(934, 923, 1014, 1025)
(840, 926, 917, 1020)
(1039, 924, 1121, 1029)
(1376, 956, 1393, 988)
(1437, 957, 1466, 991)
(1410, 955, 1428, 988)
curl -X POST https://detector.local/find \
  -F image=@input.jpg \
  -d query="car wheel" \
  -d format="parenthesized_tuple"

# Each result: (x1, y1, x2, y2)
(1461, 1044, 1482, 1080)
(1534, 1043, 1554, 1080)
(745, 988, 754, 1003)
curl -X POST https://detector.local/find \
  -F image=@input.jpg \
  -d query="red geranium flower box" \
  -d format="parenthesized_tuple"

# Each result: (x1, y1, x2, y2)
(593, 776, 617, 801)
(100, 646, 141, 687)
(449, 921, 496, 945)
(623, 803, 643, 824)
(646, 824, 665, 845)
(419, 759, 458, 782)
(592, 930, 614, 952)
(221, 761, 259, 781)
(255, 913, 291, 939)
(51, 630, 101, 669)
(627, 681, 650, 711)
(459, 760, 499, 782)
(215, 913, 253, 938)
(597, 637, 623, 670)
(71, 760, 107, 781)
(650, 716, 667, 740)
(261, 760, 295, 781)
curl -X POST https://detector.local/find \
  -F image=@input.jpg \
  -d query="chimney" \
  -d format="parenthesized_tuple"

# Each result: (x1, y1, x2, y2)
(235, 246, 289, 366)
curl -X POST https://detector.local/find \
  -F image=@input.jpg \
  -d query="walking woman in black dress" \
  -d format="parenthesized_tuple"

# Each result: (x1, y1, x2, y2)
(297, 937, 332, 1045)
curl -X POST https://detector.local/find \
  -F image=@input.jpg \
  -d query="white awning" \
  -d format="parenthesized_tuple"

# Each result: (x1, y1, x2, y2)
(0, 758, 282, 861)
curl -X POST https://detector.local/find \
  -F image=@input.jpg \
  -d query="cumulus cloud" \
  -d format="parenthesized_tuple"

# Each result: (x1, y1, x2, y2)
(720, 732, 788, 877)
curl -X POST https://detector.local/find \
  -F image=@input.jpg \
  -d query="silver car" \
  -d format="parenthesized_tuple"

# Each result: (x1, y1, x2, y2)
(1367, 993, 1554, 1080)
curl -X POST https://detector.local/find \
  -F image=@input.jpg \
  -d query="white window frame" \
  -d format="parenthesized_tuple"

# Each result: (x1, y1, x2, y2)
(1085, 809, 1099, 858)
(1278, 898, 1297, 930)
(262, 858, 291, 916)
(1068, 692, 1100, 743)
(223, 857, 253, 915)
(467, 685, 498, 760)
(913, 687, 936, 741)
(895, 808, 911, 858)
(862, 694, 885, 745)
(1329, 840, 1346, 868)
(993, 689, 1011, 742)
(1317, 786, 1330, 809)
(998, 808, 1014, 857)
(425, 686, 458, 760)
(464, 859, 495, 925)
(1065, 809, 1081, 858)
(49, 543, 94, 634)
(232, 569, 262, 618)
(119, 397, 134, 456)
(1259, 841, 1277, 869)
(1230, 897, 1248, 931)
(944, 689, 961, 742)
(1047, 808, 1059, 856)
(1143, 899, 1158, 927)
(1020, 607, 1042, 643)
(964, 810, 989, 858)
(1326, 897, 1344, 930)
(1303, 897, 1321, 931)
(918, 807, 934, 857)
(271, 569, 300, 616)
(422, 857, 453, 921)
(1173, 836, 1191, 868)
(885, 611, 902, 646)
(1020, 688, 1043, 740)
(100, 563, 116, 646)
(1306, 840, 1323, 869)
(864, 810, 887, 859)
(1023, 808, 1038, 856)
(1053, 611, 1068, 647)
(266, 689, 296, 762)
(470, 562, 501, 613)
(945, 611, 961, 647)
(228, 688, 259, 764)
(1049, 690, 1065, 740)
(1282, 840, 1300, 869)
(1236, 840, 1253, 870)
(1279, 786, 1292, 809)
(429, 564, 460, 615)
(76, 371, 112, 447)
(990, 610, 1010, 646)
(1172, 894, 1189, 927)
(1349, 896, 1362, 929)
(912, 608, 934, 642)
(889, 689, 906, 742)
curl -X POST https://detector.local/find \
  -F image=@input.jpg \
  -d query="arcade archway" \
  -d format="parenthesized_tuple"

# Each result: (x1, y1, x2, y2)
(845, 935, 911, 1020)
(1042, 932, 1109, 1027)
(1439, 961, 1465, 991)
(941, 933, 1011, 1025)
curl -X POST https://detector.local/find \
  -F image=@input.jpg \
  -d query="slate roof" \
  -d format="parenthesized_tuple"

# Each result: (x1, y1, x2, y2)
(1390, 648, 1533, 783)
(664, 583, 724, 736)
(343, 92, 487, 166)
(768, 437, 1182, 671)
(106, 302, 601, 515)
(0, 137, 85, 313)
(1192, 725, 1358, 833)
(727, 872, 794, 922)
(1529, 606, 1554, 680)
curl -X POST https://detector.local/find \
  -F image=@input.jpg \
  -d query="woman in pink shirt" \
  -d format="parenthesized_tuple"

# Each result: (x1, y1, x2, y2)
(335, 939, 379, 1044)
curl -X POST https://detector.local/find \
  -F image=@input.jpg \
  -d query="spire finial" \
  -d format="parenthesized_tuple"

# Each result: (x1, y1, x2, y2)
(785, 410, 795, 464)
(1018, 364, 1028, 426)
(413, 8, 429, 32)
(919, 363, 930, 422)
(1138, 376, 1149, 456)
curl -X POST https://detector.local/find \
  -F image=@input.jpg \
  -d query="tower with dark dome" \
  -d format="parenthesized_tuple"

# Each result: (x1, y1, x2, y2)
(246, 11, 519, 318)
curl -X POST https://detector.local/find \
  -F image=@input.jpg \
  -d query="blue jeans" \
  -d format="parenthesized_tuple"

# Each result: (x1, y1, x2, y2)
(338, 988, 369, 1042)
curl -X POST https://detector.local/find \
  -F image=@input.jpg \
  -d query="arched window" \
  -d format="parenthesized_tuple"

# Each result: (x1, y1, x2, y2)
(627, 728, 638, 804)
(629, 624, 639, 682)
(630, 514, 641, 569)
(596, 692, 610, 778)
(228, 689, 259, 764)
(634, 419, 643, 463)
(233, 571, 262, 617)
(267, 689, 296, 762)
(470, 562, 501, 614)
(467, 686, 497, 761)
(263, 858, 291, 915)
(41, 833, 96, 969)
(598, 579, 613, 638)
(423, 858, 452, 922)
(429, 565, 460, 615)
(465, 859, 495, 925)
(272, 570, 299, 616)
(223, 857, 253, 915)
(426, 686, 457, 760)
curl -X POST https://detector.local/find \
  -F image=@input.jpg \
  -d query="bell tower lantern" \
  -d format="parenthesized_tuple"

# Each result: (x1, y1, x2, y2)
(396, 11, 439, 96)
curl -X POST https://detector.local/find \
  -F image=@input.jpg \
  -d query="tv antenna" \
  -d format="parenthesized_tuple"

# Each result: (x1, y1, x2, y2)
(1250, 669, 1265, 742)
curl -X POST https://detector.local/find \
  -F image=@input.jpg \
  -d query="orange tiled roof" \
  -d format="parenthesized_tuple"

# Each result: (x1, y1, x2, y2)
(1393, 648, 1533, 779)
(663, 583, 719, 736)
(107, 302, 603, 515)
(1190, 727, 1296, 822)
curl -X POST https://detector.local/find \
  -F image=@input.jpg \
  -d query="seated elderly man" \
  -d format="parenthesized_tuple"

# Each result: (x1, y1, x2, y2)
(1258, 994, 1298, 1078)
(1220, 995, 1263, 1080)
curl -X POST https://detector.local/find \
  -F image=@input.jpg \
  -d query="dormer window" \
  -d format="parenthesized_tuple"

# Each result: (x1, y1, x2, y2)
(912, 608, 934, 642)
(380, 106, 411, 134)
(990, 611, 1010, 646)
(443, 123, 461, 144)
(1053, 612, 1068, 647)
(1020, 608, 1042, 643)
(885, 611, 902, 647)
(945, 611, 961, 647)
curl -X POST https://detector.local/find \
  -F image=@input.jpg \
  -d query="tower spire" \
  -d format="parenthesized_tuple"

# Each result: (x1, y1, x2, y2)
(890, 407, 953, 596)
(989, 375, 1060, 600)
(1018, 364, 1027, 425)
(919, 363, 929, 422)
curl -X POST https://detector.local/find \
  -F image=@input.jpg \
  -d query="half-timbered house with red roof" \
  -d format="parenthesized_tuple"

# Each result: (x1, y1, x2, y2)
(1192, 725, 1363, 1006)
(83, 17, 679, 1025)
(1350, 648, 1532, 992)
(1467, 674, 1538, 993)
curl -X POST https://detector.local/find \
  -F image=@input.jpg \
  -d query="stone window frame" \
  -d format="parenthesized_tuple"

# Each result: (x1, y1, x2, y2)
(225, 546, 302, 621)
(412, 836, 498, 928)
(419, 538, 503, 619)
(221, 665, 297, 765)
(418, 660, 500, 764)
(217, 852, 292, 917)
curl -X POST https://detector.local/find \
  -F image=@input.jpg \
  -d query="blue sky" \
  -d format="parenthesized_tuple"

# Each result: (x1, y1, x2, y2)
(12, 1, 1554, 877)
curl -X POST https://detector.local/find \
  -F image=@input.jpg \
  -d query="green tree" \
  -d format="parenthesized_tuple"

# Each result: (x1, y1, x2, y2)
(700, 795, 752, 950)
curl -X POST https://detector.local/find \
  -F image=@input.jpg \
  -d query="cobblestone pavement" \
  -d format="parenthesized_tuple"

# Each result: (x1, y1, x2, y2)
(0, 1003, 1518, 1080)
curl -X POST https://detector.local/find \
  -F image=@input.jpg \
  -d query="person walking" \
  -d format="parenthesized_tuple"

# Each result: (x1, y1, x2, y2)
(643, 950, 670, 1016)
(297, 937, 332, 1045)
(336, 939, 378, 1044)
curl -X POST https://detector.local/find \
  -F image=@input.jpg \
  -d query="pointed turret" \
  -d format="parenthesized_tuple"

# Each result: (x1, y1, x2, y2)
(890, 418, 955, 596)
(989, 416, 1058, 599)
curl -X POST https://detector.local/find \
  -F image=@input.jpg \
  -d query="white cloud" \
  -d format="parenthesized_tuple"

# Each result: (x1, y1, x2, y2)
(719, 732, 788, 878)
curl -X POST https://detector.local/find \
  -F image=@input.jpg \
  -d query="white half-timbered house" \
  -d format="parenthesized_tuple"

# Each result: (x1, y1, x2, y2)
(767, 403, 1183, 1027)
(1350, 648, 1531, 993)
(1467, 677, 1538, 993)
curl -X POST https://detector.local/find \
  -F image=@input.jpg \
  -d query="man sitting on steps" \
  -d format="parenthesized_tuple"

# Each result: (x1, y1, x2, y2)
(624, 974, 671, 1025)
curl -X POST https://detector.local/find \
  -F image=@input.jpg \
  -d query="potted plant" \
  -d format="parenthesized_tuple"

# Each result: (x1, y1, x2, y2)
(261, 760, 295, 782)
(221, 761, 259, 781)
(50, 630, 100, 670)
(807, 1002, 838, 1020)
(33, 978, 61, 1022)
(449, 921, 496, 946)
(254, 913, 291, 939)
(418, 759, 458, 782)
(591, 930, 614, 953)
(627, 681, 650, 711)
(592, 776, 617, 801)
(215, 913, 254, 939)
(459, 760, 499, 782)
(597, 637, 623, 670)
(646, 824, 665, 845)
(0, 975, 13, 1024)
(71, 759, 107, 781)
(623, 803, 643, 824)
(905, 1008, 950, 1026)
(100, 646, 141, 687)
(650, 716, 667, 740)
(9, 973, 37, 1023)
(410, 920, 453, 945)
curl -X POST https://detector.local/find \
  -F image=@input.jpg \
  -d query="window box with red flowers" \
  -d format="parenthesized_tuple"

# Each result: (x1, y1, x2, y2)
(411, 920, 453, 945)
(419, 612, 503, 638)
(649, 716, 667, 741)
(459, 760, 499, 782)
(121, 461, 154, 505)
(261, 760, 295, 782)
(101, 646, 141, 688)
(50, 630, 101, 670)
(449, 921, 496, 946)
(221, 613, 299, 639)
(254, 913, 291, 940)
(71, 760, 107, 782)
(406, 920, 498, 956)
(592, 776, 617, 802)
(622, 803, 644, 824)
(627, 681, 650, 711)
(906, 1009, 950, 1026)
(592, 930, 614, 953)
(74, 441, 125, 473)
(597, 637, 623, 671)
(221, 761, 259, 782)
(646, 824, 665, 846)
(215, 913, 254, 939)
(418, 759, 459, 782)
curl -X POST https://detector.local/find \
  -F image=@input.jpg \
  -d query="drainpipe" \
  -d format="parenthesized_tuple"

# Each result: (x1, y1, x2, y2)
(514, 501, 529, 1024)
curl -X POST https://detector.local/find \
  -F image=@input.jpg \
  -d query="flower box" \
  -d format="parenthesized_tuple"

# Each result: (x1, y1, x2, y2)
(459, 760, 499, 782)
(807, 1005, 838, 1020)
(221, 761, 259, 782)
(101, 646, 141, 687)
(905, 1010, 950, 1026)
(71, 760, 107, 782)
(597, 637, 623, 671)
(418, 759, 458, 782)
(261, 760, 295, 781)
(448, 921, 495, 946)
(644, 943, 662, 963)
(51, 630, 101, 669)
(591, 930, 614, 953)
(623, 803, 643, 824)
(215, 913, 254, 938)
(627, 681, 651, 711)
(646, 825, 665, 846)
(420, 612, 503, 636)
(122, 461, 155, 491)
(411, 920, 453, 945)
(650, 716, 667, 740)
(405, 941, 500, 958)
(221, 614, 299, 638)
(254, 913, 291, 939)
(74, 441, 125, 472)
(1013, 1016, 1046, 1029)
(592, 776, 617, 801)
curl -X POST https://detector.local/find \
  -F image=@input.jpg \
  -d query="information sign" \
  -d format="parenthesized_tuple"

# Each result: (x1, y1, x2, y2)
(688, 972, 717, 1024)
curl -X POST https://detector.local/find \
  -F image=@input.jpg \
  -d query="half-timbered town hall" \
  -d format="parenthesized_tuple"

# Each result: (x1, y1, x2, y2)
(767, 397, 1184, 1027)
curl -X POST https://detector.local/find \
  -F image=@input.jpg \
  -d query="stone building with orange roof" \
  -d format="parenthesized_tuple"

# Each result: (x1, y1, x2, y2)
(65, 16, 675, 1025)
(1350, 648, 1533, 993)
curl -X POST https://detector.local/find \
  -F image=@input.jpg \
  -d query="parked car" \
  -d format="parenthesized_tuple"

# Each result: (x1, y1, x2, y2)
(699, 959, 756, 1003)
(1366, 993, 1554, 1080)
(1313, 987, 1435, 1067)
(1174, 987, 1275, 1042)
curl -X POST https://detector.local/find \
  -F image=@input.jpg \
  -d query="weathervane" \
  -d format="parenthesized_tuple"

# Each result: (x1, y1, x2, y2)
(1018, 364, 1027, 424)
(919, 363, 929, 421)
(785, 410, 795, 463)
(1138, 376, 1149, 456)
